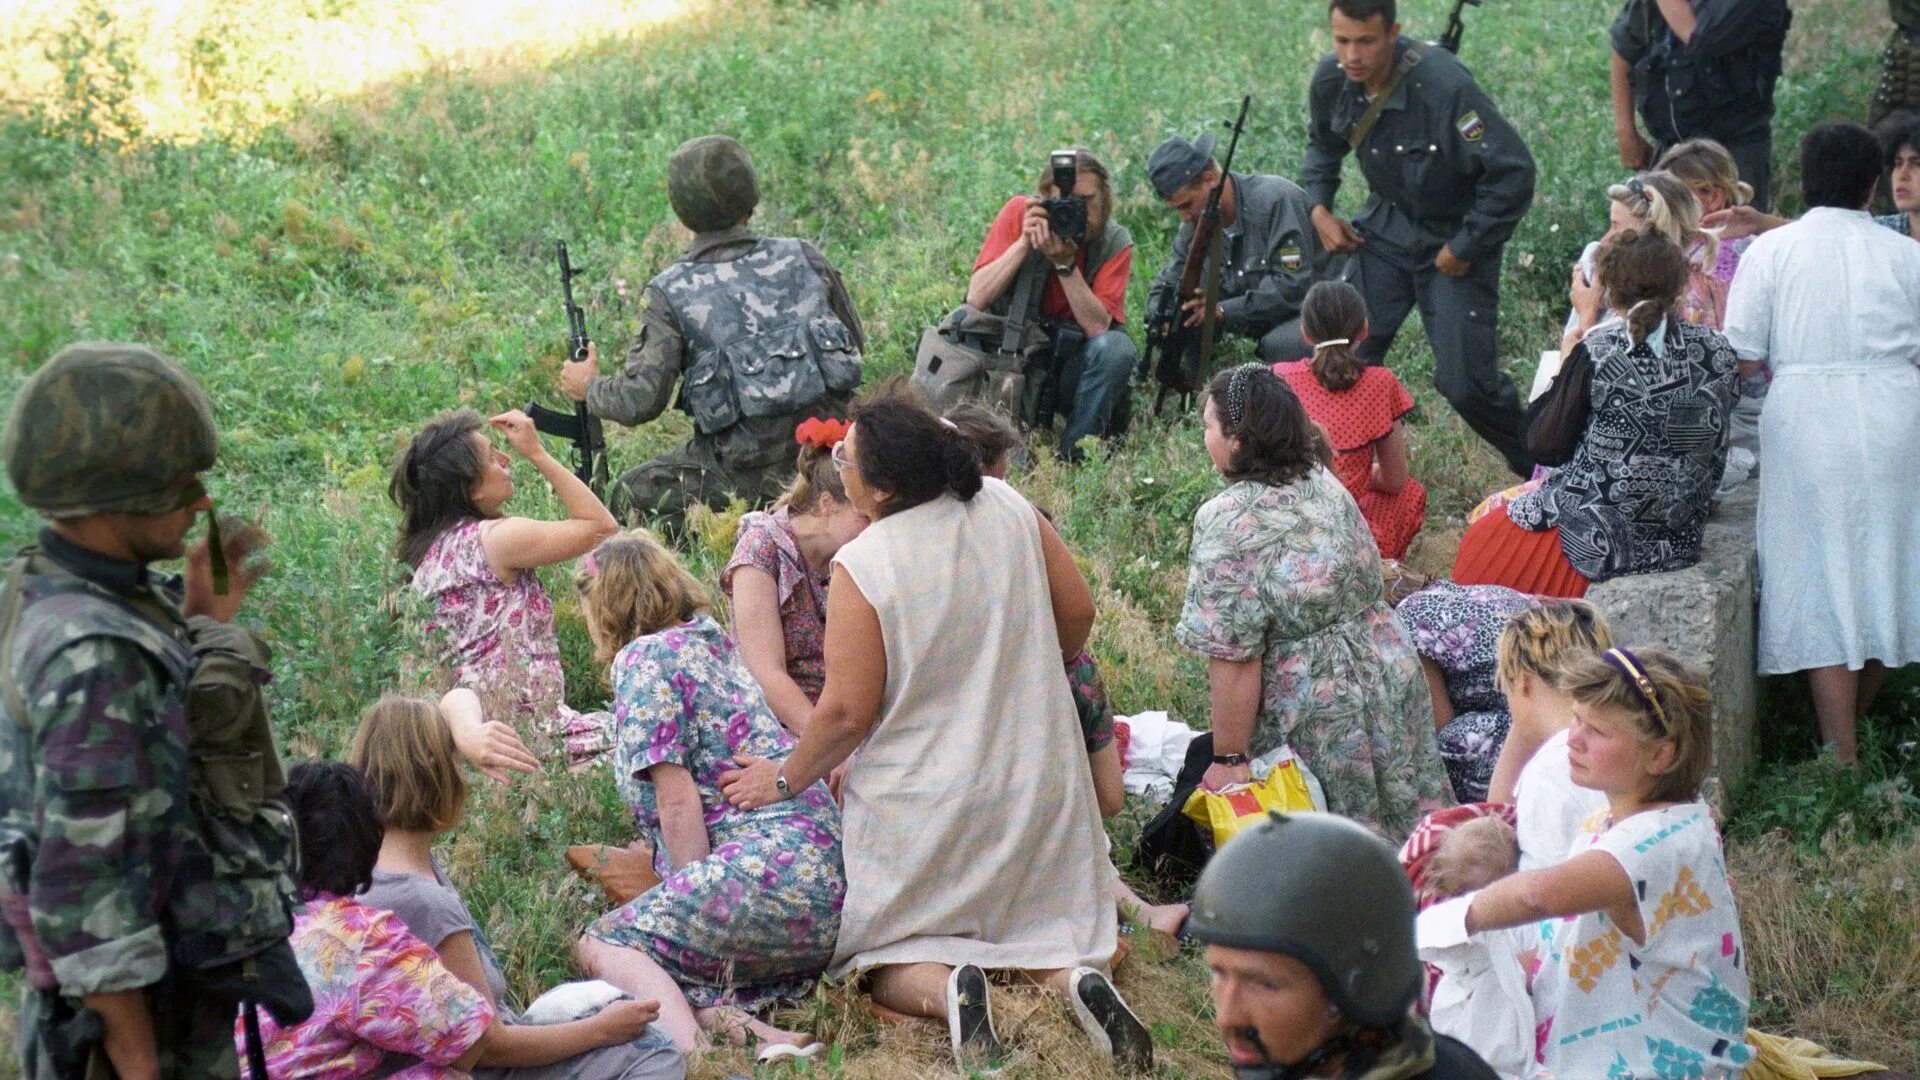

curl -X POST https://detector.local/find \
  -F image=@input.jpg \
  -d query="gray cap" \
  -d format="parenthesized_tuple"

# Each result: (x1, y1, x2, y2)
(1147, 132, 1218, 198)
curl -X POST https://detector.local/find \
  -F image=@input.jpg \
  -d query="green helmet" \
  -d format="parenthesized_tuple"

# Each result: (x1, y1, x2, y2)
(1186, 811, 1421, 1029)
(4, 342, 217, 518)
(666, 135, 759, 233)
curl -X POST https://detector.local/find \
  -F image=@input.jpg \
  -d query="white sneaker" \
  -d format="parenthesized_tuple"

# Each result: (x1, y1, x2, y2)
(1067, 967, 1153, 1073)
(946, 963, 1005, 1074)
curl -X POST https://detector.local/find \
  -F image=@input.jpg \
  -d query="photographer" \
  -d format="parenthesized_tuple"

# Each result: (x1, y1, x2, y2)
(966, 147, 1135, 462)
(1145, 133, 1335, 367)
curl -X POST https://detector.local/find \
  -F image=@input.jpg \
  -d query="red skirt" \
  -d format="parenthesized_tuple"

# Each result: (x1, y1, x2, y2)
(1451, 507, 1590, 598)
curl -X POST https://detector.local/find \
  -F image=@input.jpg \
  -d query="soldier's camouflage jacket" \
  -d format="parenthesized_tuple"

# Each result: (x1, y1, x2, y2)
(585, 225, 865, 471)
(0, 530, 237, 1078)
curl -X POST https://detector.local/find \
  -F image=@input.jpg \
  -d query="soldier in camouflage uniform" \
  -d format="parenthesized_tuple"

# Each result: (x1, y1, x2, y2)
(561, 135, 865, 536)
(0, 343, 264, 1079)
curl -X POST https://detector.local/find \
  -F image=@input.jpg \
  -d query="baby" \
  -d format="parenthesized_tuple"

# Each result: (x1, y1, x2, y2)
(1424, 814, 1520, 901)
(1418, 814, 1534, 1077)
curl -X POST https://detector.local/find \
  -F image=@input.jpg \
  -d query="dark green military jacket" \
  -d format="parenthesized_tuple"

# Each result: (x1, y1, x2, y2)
(1302, 40, 1536, 263)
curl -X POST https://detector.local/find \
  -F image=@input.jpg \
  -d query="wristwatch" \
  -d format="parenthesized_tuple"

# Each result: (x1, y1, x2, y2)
(773, 769, 792, 799)
(1053, 262, 1074, 276)
(1211, 752, 1249, 766)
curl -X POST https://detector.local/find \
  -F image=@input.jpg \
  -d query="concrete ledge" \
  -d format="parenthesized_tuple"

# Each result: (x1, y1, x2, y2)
(1584, 482, 1760, 787)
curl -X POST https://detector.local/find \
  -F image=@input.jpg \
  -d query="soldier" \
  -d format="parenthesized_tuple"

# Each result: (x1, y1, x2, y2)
(560, 135, 865, 535)
(1609, 0, 1791, 208)
(1872, 0, 1920, 127)
(1303, 0, 1537, 479)
(1146, 133, 1339, 366)
(1188, 812, 1499, 1079)
(0, 343, 268, 1078)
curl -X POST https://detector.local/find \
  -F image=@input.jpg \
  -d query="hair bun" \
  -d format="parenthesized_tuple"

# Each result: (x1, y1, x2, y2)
(941, 432, 983, 501)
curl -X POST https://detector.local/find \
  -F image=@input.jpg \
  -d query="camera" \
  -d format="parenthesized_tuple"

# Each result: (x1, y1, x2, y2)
(1041, 149, 1088, 245)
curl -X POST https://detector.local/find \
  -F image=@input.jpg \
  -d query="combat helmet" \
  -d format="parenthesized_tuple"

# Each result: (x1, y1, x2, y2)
(1187, 811, 1421, 1029)
(4, 342, 217, 518)
(666, 135, 759, 233)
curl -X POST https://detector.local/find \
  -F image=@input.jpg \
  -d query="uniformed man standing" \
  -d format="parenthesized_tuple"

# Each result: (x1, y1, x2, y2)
(0, 344, 265, 1079)
(1303, 0, 1537, 477)
(1145, 133, 1339, 366)
(560, 135, 865, 535)
(1609, 0, 1791, 208)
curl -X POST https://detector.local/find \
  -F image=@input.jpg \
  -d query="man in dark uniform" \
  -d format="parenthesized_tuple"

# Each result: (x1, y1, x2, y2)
(561, 135, 865, 535)
(1610, 0, 1791, 208)
(1146, 133, 1341, 366)
(1302, 0, 1537, 478)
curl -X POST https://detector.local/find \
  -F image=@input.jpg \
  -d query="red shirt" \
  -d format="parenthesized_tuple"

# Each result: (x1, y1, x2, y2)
(973, 196, 1131, 326)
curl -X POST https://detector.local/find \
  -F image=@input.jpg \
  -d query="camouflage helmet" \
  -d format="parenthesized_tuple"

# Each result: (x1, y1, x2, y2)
(4, 342, 217, 518)
(666, 135, 759, 233)
(1186, 811, 1421, 1029)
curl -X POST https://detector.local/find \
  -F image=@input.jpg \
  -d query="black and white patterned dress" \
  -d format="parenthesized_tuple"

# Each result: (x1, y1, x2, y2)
(1397, 582, 1536, 802)
(1508, 320, 1738, 583)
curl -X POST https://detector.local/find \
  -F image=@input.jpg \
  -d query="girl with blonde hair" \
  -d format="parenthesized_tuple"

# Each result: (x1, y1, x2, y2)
(1563, 170, 1729, 351)
(1465, 646, 1752, 1078)
(570, 530, 844, 1062)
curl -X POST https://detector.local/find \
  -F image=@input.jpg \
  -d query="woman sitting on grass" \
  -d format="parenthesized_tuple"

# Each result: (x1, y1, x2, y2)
(571, 531, 843, 1062)
(1272, 280, 1427, 561)
(1464, 647, 1753, 1077)
(1178, 363, 1450, 839)
(717, 388, 1153, 1074)
(390, 407, 620, 767)
(351, 691, 686, 1080)
(722, 418, 869, 735)
(244, 762, 666, 1079)
(1454, 230, 1738, 598)
(946, 401, 1190, 938)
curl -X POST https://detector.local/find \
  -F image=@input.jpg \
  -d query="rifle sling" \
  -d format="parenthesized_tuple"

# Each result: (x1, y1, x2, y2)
(999, 251, 1047, 357)
(1348, 41, 1433, 151)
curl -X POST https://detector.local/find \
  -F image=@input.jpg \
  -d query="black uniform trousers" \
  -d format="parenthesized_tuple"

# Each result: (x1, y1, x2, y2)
(1353, 237, 1532, 478)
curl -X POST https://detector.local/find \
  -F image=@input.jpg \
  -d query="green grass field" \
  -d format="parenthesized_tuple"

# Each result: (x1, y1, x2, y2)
(2, 0, 1917, 1075)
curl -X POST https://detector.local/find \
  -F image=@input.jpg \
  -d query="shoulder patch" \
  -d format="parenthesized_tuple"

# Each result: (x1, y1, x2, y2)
(1457, 110, 1486, 142)
(1278, 246, 1304, 273)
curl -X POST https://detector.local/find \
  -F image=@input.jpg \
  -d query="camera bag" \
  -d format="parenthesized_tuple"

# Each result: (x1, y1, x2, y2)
(912, 251, 1054, 422)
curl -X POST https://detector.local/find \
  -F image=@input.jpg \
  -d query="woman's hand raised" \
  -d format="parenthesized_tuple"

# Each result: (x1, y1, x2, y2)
(488, 410, 549, 461)
(719, 755, 787, 810)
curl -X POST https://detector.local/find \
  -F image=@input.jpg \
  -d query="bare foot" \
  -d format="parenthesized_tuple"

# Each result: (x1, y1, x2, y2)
(1144, 902, 1191, 938)
(695, 1005, 815, 1053)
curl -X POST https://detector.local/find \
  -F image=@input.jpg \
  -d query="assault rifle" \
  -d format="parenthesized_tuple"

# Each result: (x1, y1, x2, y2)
(1137, 95, 1252, 417)
(528, 240, 609, 497)
(1440, 0, 1481, 54)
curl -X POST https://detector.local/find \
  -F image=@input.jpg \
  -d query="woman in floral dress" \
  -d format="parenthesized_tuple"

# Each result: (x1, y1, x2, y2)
(572, 530, 844, 1059)
(1177, 364, 1451, 840)
(390, 408, 619, 767)
(1397, 581, 1537, 803)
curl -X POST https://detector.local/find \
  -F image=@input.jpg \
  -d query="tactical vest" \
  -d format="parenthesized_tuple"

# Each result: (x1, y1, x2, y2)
(653, 237, 863, 436)
(0, 551, 308, 1033)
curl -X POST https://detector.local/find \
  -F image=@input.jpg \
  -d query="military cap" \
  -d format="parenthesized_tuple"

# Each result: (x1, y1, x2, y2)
(667, 135, 760, 233)
(5, 342, 216, 518)
(1147, 132, 1218, 199)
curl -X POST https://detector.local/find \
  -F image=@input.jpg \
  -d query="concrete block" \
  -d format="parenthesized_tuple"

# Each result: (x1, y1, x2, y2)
(1584, 482, 1760, 787)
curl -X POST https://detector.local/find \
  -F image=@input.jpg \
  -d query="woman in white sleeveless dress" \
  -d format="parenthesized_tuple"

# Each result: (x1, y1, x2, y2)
(720, 389, 1153, 1073)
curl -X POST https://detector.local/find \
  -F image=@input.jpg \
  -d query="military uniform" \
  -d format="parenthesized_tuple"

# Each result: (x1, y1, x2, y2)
(1, 533, 241, 1079)
(1147, 172, 1336, 364)
(1303, 39, 1537, 477)
(1874, 0, 1920, 125)
(1612, 0, 1790, 207)
(586, 225, 864, 533)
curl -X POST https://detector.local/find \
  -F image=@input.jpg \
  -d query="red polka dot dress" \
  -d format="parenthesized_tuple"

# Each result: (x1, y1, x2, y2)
(1274, 360, 1428, 560)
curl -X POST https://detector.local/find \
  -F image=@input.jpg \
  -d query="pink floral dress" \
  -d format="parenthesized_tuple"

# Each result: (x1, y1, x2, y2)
(721, 508, 829, 704)
(409, 518, 610, 766)
(238, 893, 493, 1079)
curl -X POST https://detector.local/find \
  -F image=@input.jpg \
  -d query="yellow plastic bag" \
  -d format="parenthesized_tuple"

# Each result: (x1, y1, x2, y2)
(1181, 751, 1321, 848)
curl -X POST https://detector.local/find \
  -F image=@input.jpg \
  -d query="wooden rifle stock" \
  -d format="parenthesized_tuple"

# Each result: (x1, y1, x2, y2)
(1149, 95, 1252, 417)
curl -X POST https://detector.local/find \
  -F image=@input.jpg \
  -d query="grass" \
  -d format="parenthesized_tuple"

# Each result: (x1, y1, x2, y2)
(0, 0, 1913, 1074)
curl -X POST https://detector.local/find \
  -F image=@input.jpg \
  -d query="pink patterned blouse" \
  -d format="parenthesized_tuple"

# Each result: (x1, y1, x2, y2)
(410, 518, 610, 766)
(237, 893, 494, 1079)
(721, 508, 830, 704)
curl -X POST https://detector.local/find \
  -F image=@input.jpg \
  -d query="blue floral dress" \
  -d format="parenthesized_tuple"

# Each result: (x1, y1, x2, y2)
(1177, 469, 1452, 840)
(583, 614, 845, 1010)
